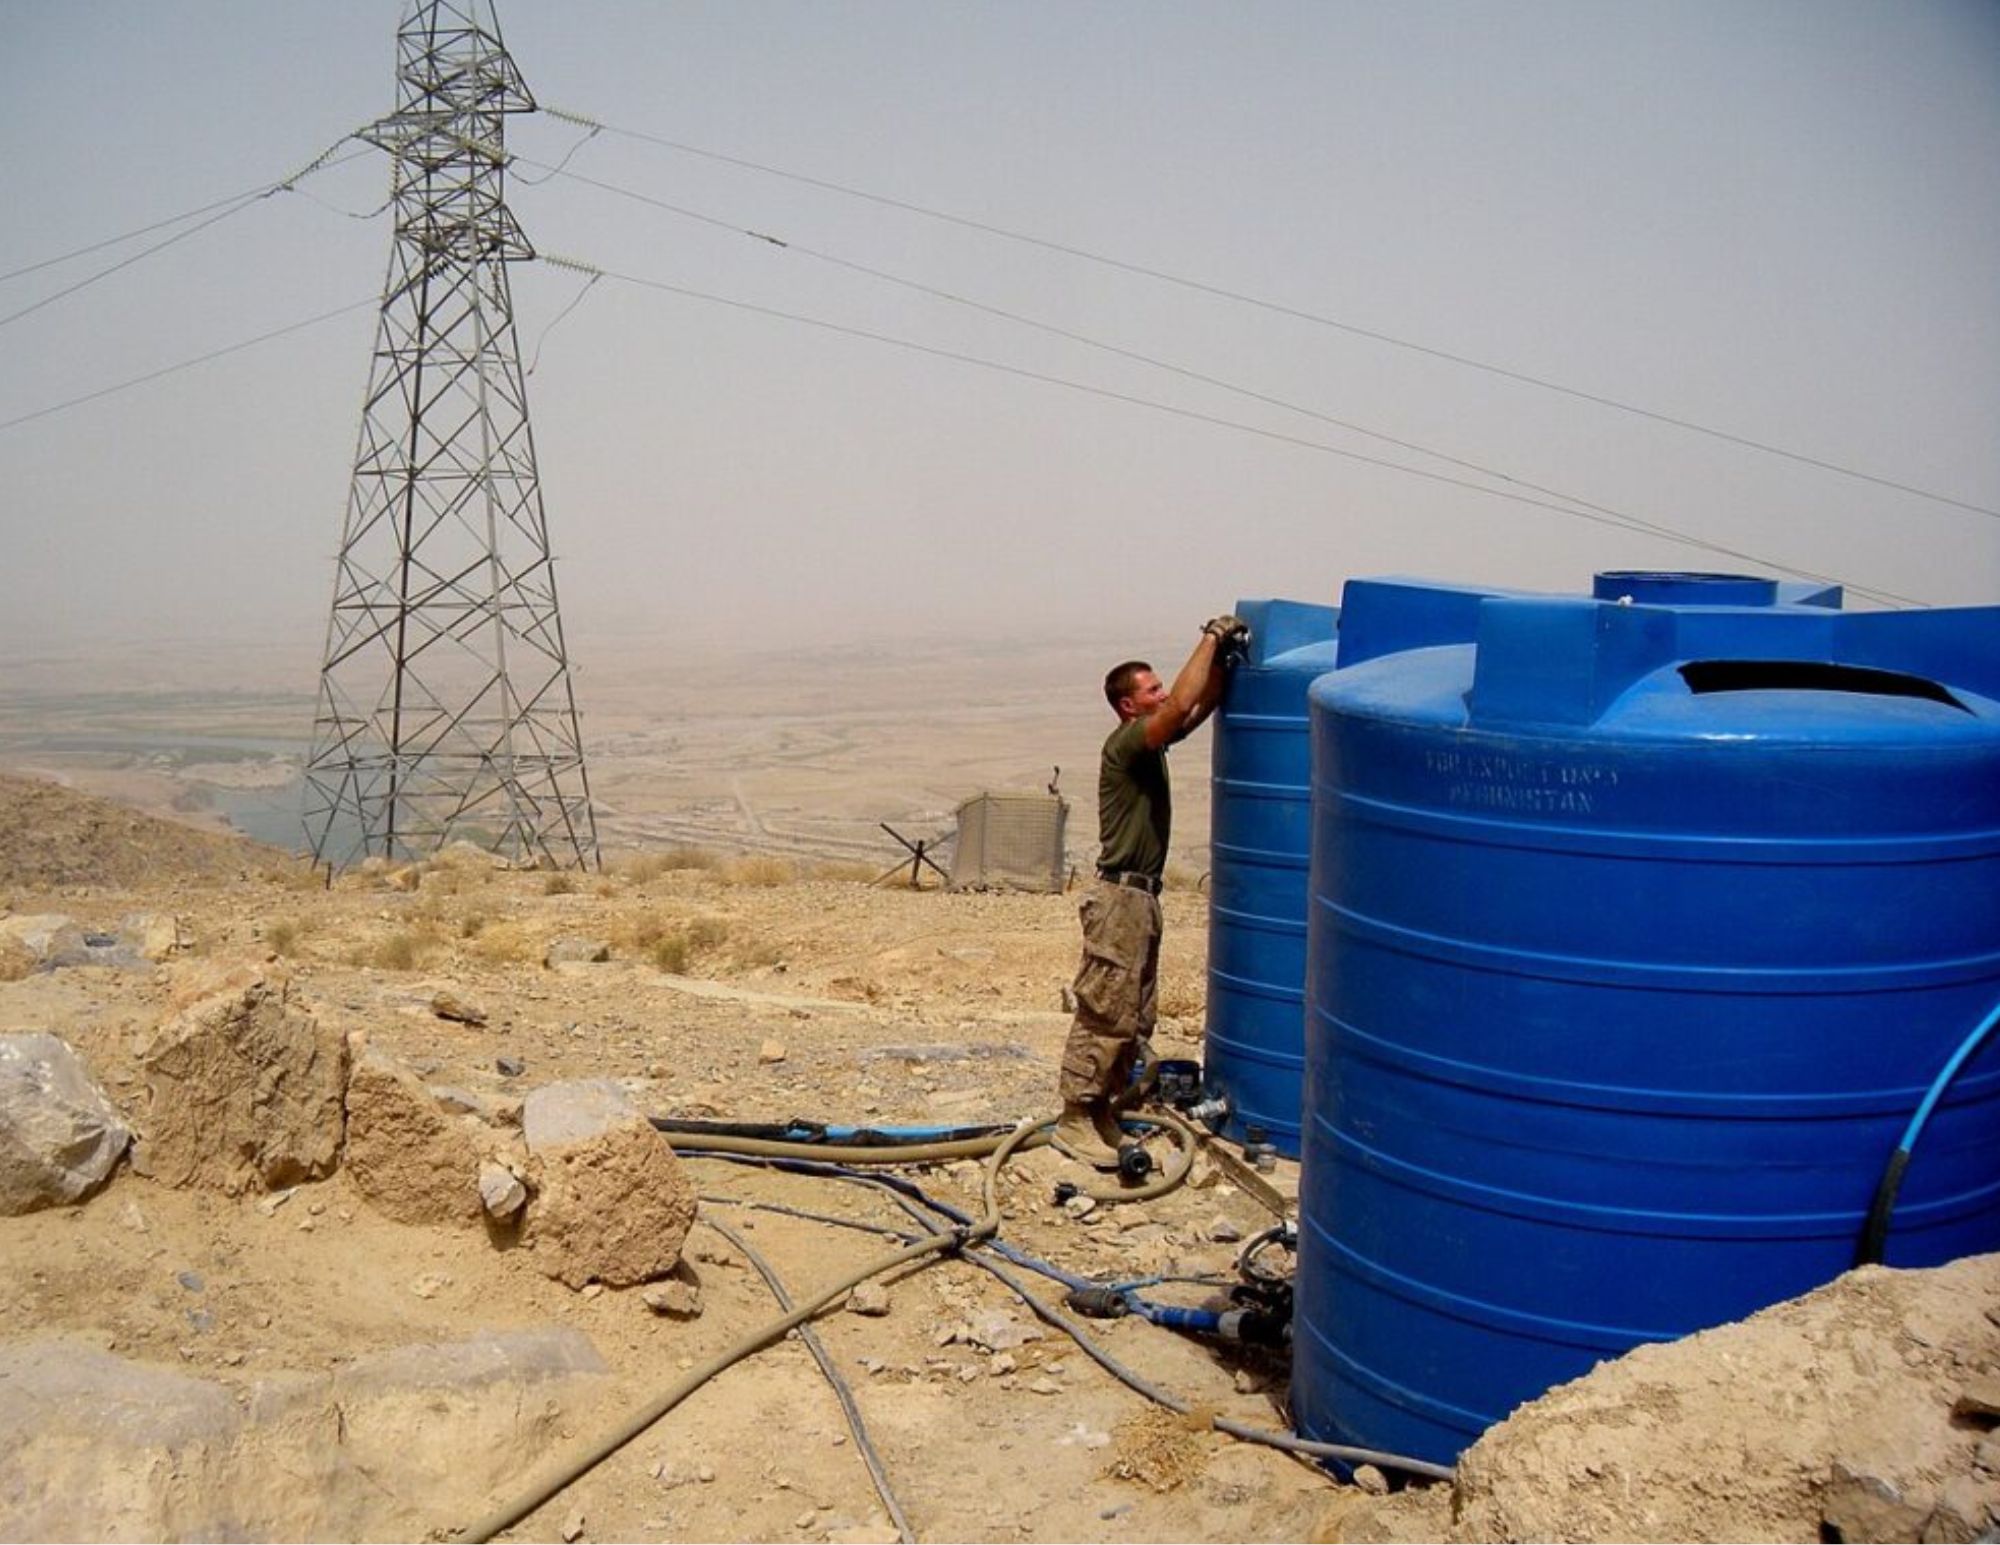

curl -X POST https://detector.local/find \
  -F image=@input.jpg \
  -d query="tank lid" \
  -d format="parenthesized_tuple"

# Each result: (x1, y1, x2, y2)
(1593, 571, 1776, 606)
(1592, 572, 1845, 610)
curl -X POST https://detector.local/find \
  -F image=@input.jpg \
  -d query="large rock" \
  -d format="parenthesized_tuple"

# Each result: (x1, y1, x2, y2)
(0, 915, 73, 982)
(0, 1330, 606, 1541)
(342, 1052, 491, 1226)
(131, 976, 347, 1195)
(0, 1033, 131, 1214)
(522, 1080, 696, 1287)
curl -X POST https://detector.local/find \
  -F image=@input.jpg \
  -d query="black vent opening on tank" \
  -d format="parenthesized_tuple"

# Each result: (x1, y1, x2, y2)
(1679, 660, 1967, 710)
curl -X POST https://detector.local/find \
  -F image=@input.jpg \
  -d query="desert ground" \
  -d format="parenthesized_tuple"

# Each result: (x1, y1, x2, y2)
(1, 632, 1996, 1543)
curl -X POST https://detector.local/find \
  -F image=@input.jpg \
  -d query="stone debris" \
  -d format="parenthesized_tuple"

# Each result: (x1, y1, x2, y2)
(121, 912, 186, 962)
(561, 1509, 586, 1542)
(522, 1081, 697, 1288)
(758, 1039, 788, 1065)
(1952, 1377, 2000, 1424)
(431, 1085, 521, 1126)
(429, 990, 488, 1026)
(495, 1056, 527, 1078)
(543, 937, 610, 967)
(1207, 1215, 1244, 1243)
(343, 1052, 488, 1227)
(1822, 1463, 1933, 1543)
(0, 1033, 131, 1215)
(1351, 1463, 1389, 1496)
(641, 1277, 702, 1319)
(478, 1161, 528, 1223)
(131, 977, 346, 1196)
(409, 1272, 451, 1300)
(845, 1280, 891, 1317)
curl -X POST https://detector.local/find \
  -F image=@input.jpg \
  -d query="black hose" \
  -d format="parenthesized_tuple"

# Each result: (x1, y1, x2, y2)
(700, 1216, 916, 1543)
(692, 1139, 1455, 1485)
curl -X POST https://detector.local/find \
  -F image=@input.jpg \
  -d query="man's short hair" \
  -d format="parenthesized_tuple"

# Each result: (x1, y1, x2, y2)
(1104, 660, 1153, 711)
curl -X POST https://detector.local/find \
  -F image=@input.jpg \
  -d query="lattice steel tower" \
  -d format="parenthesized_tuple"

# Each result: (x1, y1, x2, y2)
(305, 0, 597, 871)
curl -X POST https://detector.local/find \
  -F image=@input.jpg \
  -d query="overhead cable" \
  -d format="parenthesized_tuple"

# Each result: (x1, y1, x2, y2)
(0, 297, 378, 435)
(523, 154, 1905, 601)
(558, 255, 1920, 607)
(0, 144, 372, 289)
(0, 135, 372, 331)
(547, 106, 1998, 524)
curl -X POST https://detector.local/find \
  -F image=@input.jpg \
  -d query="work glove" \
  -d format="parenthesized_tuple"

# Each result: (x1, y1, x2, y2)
(1203, 613, 1249, 642)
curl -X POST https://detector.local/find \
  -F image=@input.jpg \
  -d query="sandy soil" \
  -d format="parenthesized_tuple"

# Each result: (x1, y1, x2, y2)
(4, 775, 1996, 1544)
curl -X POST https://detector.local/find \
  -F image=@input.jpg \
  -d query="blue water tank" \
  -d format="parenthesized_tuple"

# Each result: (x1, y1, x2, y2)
(1292, 574, 2000, 1468)
(1204, 598, 1340, 1155)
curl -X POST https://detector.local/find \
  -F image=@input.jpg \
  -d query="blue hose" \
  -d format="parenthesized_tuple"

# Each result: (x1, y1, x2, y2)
(1856, 995, 2000, 1267)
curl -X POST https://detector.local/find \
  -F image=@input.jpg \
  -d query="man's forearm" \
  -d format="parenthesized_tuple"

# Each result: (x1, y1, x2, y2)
(1149, 633, 1222, 745)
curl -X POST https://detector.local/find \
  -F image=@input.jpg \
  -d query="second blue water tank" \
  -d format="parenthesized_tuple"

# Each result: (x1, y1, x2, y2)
(1204, 597, 1340, 1154)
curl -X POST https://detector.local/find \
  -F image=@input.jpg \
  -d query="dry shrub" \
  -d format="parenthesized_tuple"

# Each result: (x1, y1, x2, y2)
(458, 911, 488, 939)
(1104, 1405, 1213, 1492)
(806, 858, 878, 883)
(649, 933, 692, 974)
(369, 929, 429, 971)
(732, 935, 783, 970)
(618, 848, 722, 882)
(470, 918, 540, 965)
(639, 913, 731, 975)
(268, 861, 327, 892)
(266, 917, 306, 957)
(541, 871, 576, 896)
(723, 854, 794, 887)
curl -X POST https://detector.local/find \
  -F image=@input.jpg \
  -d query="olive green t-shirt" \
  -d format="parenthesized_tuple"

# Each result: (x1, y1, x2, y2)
(1097, 716, 1170, 877)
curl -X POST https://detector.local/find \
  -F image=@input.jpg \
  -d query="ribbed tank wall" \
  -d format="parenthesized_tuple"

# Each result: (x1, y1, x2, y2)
(1203, 598, 1339, 1155)
(1291, 578, 2000, 1468)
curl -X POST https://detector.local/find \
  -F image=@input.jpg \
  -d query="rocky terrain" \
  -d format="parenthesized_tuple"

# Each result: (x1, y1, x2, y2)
(1, 773, 1995, 1543)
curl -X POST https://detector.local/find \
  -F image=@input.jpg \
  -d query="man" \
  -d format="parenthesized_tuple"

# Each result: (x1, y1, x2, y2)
(1054, 613, 1247, 1169)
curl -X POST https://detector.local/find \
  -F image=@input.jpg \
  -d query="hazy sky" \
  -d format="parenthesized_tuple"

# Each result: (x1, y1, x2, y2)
(1, 0, 1995, 666)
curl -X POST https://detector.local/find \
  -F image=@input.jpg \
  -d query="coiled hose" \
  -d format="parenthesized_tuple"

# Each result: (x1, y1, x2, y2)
(654, 1105, 1200, 1204)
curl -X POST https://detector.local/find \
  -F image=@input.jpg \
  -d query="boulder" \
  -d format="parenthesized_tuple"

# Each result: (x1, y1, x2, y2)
(132, 976, 347, 1195)
(343, 1052, 488, 1226)
(0, 1033, 130, 1214)
(522, 1081, 696, 1287)
(543, 937, 610, 967)
(0, 915, 73, 981)
(121, 912, 185, 962)
(0, 1330, 606, 1541)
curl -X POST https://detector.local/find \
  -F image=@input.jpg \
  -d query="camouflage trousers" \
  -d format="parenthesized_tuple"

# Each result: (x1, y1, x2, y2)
(1057, 879, 1162, 1104)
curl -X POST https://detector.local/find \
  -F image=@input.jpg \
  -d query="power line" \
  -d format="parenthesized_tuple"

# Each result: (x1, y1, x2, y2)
(0, 136, 371, 331)
(548, 106, 1999, 525)
(520, 155, 1921, 607)
(0, 297, 377, 435)
(0, 142, 372, 288)
(548, 252, 1920, 607)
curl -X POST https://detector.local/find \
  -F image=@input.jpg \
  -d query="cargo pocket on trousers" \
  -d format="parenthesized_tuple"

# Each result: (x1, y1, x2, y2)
(1073, 893, 1132, 1024)
(1073, 942, 1129, 1024)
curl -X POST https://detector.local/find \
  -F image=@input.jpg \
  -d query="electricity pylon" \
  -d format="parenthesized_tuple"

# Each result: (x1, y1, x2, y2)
(304, 0, 598, 872)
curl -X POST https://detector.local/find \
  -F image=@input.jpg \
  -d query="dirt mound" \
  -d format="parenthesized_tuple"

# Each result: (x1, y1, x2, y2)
(1352, 1253, 2000, 1543)
(0, 773, 279, 890)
